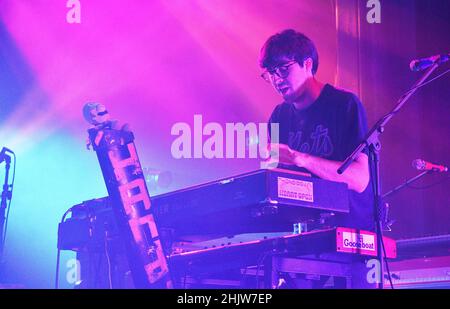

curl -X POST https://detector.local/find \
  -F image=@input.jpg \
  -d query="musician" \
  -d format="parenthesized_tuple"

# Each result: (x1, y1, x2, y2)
(260, 29, 375, 288)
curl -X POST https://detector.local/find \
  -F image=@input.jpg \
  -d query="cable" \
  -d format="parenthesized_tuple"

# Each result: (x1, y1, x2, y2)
(183, 270, 188, 289)
(55, 248, 61, 289)
(240, 265, 250, 288)
(369, 151, 394, 290)
(0, 151, 17, 269)
(1, 152, 17, 257)
(104, 230, 113, 289)
(55, 207, 73, 289)
(376, 218, 394, 289)
(406, 176, 450, 190)
(372, 65, 450, 289)
(379, 68, 450, 123)
(380, 234, 394, 289)
(255, 251, 271, 289)
(410, 67, 450, 91)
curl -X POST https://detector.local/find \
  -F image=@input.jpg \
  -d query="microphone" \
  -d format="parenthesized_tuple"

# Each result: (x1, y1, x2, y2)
(409, 53, 450, 72)
(412, 159, 448, 172)
(0, 147, 13, 164)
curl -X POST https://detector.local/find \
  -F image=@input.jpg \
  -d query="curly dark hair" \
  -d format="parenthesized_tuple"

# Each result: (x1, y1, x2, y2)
(259, 29, 319, 75)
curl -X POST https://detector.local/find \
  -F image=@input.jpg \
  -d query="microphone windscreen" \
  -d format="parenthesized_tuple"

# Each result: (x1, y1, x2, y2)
(412, 159, 425, 170)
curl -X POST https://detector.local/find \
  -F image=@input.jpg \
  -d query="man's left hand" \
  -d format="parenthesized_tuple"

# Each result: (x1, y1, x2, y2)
(269, 143, 307, 167)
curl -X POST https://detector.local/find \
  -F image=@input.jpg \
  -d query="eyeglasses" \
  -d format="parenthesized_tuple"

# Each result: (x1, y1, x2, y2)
(261, 61, 297, 83)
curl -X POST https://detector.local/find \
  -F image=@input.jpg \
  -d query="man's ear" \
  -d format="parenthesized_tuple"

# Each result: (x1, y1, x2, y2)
(303, 57, 314, 74)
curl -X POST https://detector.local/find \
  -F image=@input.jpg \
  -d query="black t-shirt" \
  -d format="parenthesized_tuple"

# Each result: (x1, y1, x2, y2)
(268, 83, 374, 231)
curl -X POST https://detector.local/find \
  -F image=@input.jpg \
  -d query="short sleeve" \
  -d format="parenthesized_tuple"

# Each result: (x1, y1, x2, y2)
(341, 95, 369, 158)
(267, 104, 281, 142)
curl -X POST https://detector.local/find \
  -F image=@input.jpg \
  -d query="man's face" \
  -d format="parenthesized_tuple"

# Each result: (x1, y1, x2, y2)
(264, 57, 312, 102)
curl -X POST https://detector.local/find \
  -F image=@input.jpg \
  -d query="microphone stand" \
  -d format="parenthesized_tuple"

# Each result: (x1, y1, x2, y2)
(382, 170, 432, 199)
(0, 154, 12, 278)
(337, 62, 441, 289)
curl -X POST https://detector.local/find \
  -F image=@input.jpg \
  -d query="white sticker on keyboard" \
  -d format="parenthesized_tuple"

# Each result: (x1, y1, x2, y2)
(277, 176, 314, 202)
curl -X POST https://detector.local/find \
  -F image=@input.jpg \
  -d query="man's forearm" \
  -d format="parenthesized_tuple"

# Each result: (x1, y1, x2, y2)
(297, 152, 370, 193)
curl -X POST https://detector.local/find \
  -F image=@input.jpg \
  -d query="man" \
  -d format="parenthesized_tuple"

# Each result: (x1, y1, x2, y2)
(260, 29, 375, 288)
